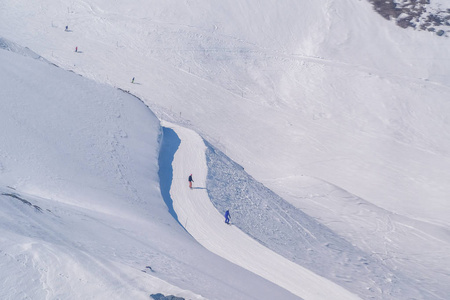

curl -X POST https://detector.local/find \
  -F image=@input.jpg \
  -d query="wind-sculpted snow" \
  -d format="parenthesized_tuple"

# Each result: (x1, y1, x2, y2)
(0, 37, 48, 61)
(205, 142, 430, 299)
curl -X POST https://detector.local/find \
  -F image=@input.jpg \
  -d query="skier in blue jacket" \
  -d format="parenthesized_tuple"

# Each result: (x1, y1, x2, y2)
(224, 210, 231, 224)
(188, 174, 194, 189)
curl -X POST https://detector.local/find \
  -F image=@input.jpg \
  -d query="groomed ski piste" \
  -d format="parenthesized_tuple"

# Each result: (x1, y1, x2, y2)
(163, 121, 360, 300)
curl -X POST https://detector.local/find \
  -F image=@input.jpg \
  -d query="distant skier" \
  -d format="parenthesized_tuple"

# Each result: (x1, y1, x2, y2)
(75, 46, 78, 52)
(131, 77, 135, 83)
(188, 174, 194, 189)
(65, 25, 68, 31)
(224, 210, 231, 224)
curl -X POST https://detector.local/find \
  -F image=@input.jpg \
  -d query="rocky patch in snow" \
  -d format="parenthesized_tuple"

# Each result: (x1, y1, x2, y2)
(368, 0, 450, 36)
(2, 193, 43, 213)
(150, 293, 185, 300)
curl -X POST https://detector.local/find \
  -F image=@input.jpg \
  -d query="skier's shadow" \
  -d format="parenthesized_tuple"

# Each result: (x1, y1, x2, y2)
(192, 187, 207, 190)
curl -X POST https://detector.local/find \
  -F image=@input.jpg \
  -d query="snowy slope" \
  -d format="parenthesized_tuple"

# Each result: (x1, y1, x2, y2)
(0, 43, 299, 300)
(163, 121, 361, 300)
(1, 0, 449, 222)
(204, 142, 444, 299)
(1, 0, 450, 298)
(1, 0, 449, 226)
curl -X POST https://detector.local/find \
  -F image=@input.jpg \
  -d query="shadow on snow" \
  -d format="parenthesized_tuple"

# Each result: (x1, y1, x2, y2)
(158, 127, 182, 225)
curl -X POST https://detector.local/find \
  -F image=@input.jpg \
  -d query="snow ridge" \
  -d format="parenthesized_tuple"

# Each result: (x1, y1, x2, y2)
(0, 37, 49, 61)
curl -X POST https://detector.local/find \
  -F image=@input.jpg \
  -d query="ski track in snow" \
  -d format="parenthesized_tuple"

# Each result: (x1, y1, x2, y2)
(203, 142, 442, 299)
(164, 120, 361, 300)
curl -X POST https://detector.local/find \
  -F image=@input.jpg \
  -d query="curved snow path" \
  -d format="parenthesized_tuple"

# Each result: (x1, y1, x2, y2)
(163, 121, 361, 300)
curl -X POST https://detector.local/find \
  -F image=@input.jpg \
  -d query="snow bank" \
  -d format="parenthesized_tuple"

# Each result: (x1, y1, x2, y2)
(0, 41, 299, 299)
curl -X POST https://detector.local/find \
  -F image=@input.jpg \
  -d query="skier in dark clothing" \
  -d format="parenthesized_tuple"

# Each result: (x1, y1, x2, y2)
(188, 174, 194, 189)
(224, 210, 231, 224)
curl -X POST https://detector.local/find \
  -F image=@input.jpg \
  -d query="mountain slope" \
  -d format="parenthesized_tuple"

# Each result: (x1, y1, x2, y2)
(0, 42, 297, 300)
(1, 0, 450, 298)
(1, 0, 448, 226)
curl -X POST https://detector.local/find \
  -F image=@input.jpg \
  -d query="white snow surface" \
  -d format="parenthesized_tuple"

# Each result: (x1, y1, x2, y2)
(164, 121, 360, 300)
(1, 0, 450, 299)
(0, 44, 298, 300)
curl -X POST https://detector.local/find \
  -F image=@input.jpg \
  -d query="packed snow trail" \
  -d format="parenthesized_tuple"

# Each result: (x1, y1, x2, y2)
(163, 121, 361, 300)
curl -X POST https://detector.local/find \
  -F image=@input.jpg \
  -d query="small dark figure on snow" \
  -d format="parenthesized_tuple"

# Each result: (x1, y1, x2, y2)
(224, 210, 231, 224)
(131, 77, 135, 83)
(65, 25, 68, 31)
(188, 174, 194, 189)
(75, 46, 78, 52)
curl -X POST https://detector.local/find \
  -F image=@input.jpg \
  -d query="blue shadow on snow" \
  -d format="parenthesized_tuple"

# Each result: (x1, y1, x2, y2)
(158, 127, 182, 225)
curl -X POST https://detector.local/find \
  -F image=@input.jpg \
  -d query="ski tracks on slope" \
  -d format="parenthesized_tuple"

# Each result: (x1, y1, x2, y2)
(163, 121, 361, 300)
